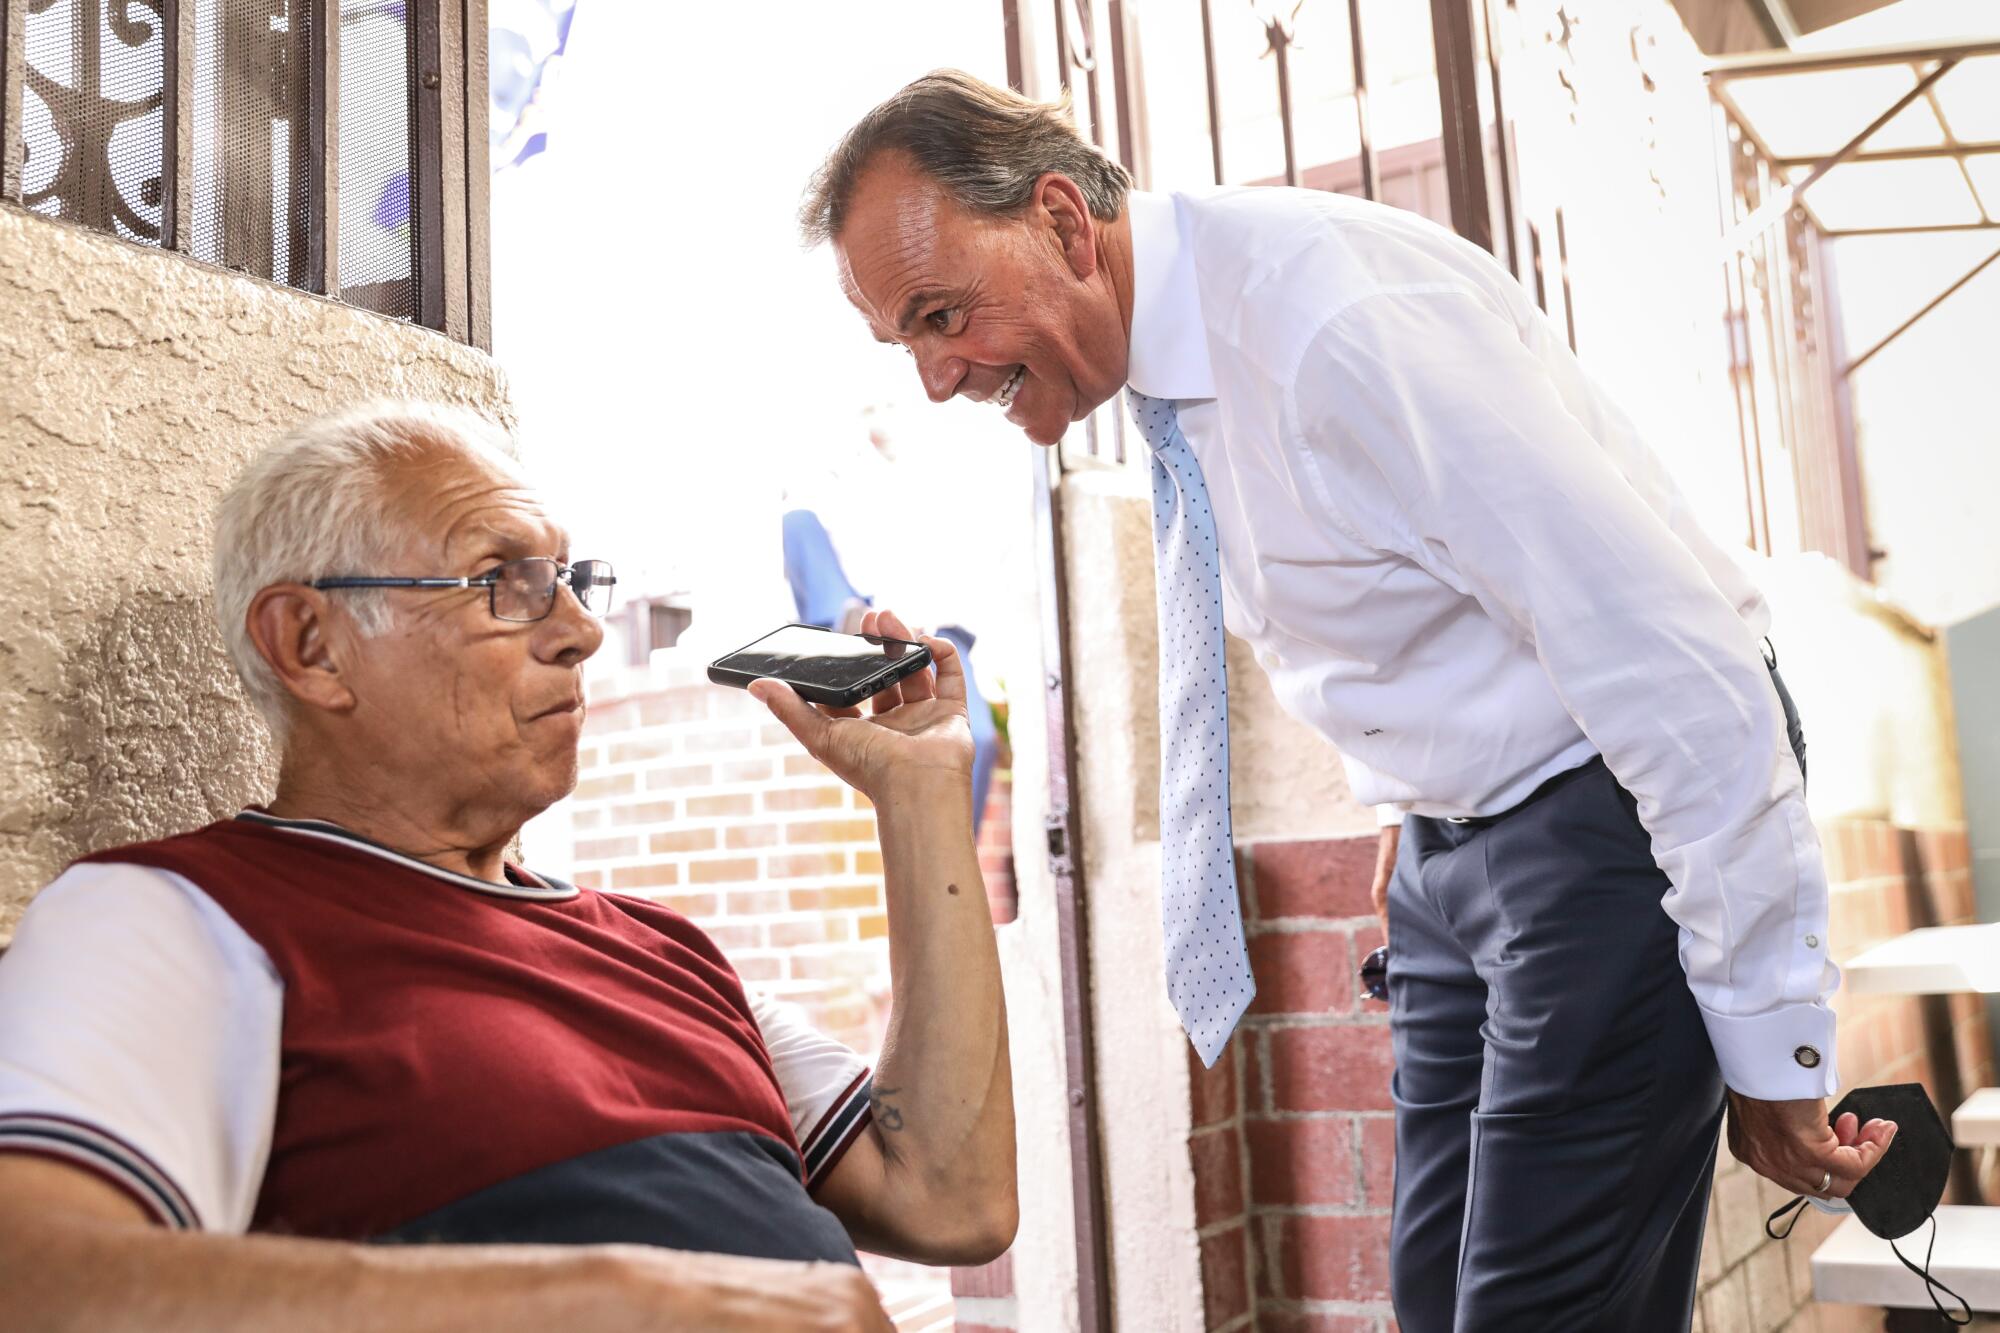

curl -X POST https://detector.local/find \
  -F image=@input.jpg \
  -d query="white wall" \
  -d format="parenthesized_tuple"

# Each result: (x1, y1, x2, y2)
(1829, 232, 2000, 630)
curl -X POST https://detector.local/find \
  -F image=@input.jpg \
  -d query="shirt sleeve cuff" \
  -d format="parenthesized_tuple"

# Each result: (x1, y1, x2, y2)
(0, 1114, 200, 1229)
(800, 1071, 874, 1192)
(1376, 804, 1405, 829)
(1700, 1002, 1839, 1101)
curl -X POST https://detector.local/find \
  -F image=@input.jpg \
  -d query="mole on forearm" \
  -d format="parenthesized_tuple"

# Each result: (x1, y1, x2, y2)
(947, 883, 960, 896)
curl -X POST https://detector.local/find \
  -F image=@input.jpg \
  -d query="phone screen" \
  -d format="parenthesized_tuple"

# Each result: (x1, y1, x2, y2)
(712, 625, 919, 693)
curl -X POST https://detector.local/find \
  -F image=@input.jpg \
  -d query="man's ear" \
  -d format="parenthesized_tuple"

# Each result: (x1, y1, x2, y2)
(245, 585, 358, 718)
(1035, 172, 1099, 281)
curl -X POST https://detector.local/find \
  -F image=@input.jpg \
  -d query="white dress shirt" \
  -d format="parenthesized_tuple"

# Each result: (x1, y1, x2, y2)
(1124, 187, 1838, 1101)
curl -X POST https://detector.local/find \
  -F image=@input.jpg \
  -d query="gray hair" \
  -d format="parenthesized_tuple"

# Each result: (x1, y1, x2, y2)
(212, 401, 521, 737)
(799, 69, 1132, 246)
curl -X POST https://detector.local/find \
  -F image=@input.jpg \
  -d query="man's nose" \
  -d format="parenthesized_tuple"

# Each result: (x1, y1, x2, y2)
(915, 347, 967, 404)
(538, 584, 604, 665)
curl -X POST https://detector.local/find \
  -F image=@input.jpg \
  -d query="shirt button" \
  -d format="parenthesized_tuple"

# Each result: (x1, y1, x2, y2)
(1805, 934, 1820, 949)
(1794, 1045, 1822, 1069)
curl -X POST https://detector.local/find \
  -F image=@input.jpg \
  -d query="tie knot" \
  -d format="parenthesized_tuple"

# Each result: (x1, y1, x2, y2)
(1124, 388, 1181, 455)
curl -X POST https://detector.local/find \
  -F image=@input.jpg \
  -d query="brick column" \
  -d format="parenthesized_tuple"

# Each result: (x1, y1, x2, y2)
(1190, 1037, 1253, 1332)
(1185, 834, 1396, 1332)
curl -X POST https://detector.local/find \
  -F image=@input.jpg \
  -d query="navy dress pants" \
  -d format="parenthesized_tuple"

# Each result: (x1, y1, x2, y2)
(1387, 667, 1806, 1331)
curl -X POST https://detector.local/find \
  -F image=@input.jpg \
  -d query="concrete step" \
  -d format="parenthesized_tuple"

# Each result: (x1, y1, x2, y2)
(1812, 1205, 2000, 1311)
(1955, 1088, 2000, 1148)
(1841, 922, 2000, 996)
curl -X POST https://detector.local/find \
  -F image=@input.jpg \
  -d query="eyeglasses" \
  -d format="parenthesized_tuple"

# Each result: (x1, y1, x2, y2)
(309, 557, 617, 623)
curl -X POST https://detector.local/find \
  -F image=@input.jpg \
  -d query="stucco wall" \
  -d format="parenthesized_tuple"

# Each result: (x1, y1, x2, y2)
(0, 207, 514, 937)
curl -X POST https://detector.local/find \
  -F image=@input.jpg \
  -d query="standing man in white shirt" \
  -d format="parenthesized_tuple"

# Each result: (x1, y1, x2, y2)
(800, 72, 1894, 1329)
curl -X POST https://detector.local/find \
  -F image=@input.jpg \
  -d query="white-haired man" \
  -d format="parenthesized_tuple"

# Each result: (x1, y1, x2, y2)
(804, 71, 1892, 1330)
(0, 403, 1013, 1331)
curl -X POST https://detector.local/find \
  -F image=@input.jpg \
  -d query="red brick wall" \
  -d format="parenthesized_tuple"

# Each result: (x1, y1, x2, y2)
(978, 767, 1017, 925)
(568, 664, 1017, 1053)
(1187, 835, 1394, 1333)
(1194, 822, 1996, 1333)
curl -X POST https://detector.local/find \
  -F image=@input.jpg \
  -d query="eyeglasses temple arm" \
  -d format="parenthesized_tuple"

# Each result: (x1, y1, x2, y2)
(309, 577, 476, 589)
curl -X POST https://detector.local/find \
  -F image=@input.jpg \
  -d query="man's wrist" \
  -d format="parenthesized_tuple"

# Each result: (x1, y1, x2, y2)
(872, 773, 975, 823)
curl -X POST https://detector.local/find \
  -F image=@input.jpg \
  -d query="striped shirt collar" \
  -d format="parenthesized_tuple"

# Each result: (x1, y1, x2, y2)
(234, 809, 579, 902)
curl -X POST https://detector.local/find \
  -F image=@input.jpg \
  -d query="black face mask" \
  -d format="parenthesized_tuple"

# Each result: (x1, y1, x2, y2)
(1765, 1084, 1969, 1325)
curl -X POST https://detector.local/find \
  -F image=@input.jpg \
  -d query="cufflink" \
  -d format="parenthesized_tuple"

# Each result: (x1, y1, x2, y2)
(1794, 1045, 1822, 1069)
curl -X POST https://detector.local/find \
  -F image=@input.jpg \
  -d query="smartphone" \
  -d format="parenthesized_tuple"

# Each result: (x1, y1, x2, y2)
(708, 623, 933, 709)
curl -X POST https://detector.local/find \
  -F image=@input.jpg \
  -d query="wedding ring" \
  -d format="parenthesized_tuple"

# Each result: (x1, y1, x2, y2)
(1818, 1170, 1832, 1194)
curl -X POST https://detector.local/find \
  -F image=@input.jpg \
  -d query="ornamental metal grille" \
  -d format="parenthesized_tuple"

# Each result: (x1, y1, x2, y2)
(22, 0, 169, 243)
(3, 0, 491, 344)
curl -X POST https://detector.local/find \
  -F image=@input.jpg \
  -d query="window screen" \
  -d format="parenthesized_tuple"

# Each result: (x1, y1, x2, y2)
(337, 0, 418, 319)
(190, 0, 315, 285)
(22, 0, 169, 244)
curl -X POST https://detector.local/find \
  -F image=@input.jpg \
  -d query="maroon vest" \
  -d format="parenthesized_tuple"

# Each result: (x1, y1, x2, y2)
(82, 816, 798, 1239)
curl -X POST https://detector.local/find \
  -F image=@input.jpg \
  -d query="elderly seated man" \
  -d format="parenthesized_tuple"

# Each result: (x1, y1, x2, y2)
(0, 403, 1012, 1331)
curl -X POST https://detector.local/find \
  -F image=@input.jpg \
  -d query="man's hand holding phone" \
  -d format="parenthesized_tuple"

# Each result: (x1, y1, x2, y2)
(745, 616, 1016, 1255)
(745, 610, 974, 805)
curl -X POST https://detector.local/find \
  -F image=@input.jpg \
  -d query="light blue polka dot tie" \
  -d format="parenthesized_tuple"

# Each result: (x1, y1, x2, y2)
(1126, 389, 1255, 1067)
